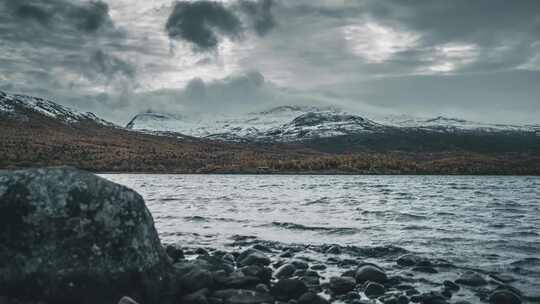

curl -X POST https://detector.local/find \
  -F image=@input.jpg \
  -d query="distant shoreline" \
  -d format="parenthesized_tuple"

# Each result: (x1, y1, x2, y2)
(95, 170, 540, 176)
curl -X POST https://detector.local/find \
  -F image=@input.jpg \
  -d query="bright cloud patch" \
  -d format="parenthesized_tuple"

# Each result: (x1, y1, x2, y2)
(343, 22, 419, 63)
(429, 43, 478, 73)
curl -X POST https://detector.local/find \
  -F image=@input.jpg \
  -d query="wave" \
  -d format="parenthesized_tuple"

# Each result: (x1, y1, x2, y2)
(511, 257, 540, 267)
(397, 212, 428, 220)
(183, 216, 209, 222)
(266, 221, 359, 235)
(403, 225, 431, 231)
(182, 216, 249, 223)
(302, 197, 331, 205)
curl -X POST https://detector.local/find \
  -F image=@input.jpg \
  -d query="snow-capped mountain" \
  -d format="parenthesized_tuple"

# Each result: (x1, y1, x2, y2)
(126, 106, 390, 142)
(383, 114, 539, 133)
(0, 90, 113, 126)
(126, 105, 540, 142)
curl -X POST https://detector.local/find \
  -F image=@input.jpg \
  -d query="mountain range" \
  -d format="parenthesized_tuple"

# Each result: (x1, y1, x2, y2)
(1, 90, 539, 174)
(126, 105, 540, 143)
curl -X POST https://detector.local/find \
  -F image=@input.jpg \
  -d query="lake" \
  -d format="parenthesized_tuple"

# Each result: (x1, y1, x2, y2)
(101, 174, 540, 301)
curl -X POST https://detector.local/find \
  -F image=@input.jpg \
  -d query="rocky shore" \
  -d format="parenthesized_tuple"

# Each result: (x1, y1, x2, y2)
(0, 167, 528, 304)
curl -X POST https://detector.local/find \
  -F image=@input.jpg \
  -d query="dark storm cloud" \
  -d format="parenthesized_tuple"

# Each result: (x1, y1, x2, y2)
(166, 1, 243, 50)
(2, 0, 113, 33)
(0, 0, 136, 102)
(165, 0, 277, 50)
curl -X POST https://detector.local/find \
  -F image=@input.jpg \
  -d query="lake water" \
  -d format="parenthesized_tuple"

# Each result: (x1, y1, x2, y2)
(101, 174, 540, 300)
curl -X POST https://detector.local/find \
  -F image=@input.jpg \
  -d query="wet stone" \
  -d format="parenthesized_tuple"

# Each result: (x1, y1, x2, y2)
(291, 260, 309, 270)
(241, 265, 272, 284)
(397, 254, 422, 267)
(297, 292, 329, 304)
(455, 271, 487, 287)
(196, 248, 210, 256)
(488, 288, 522, 304)
(398, 295, 410, 304)
(182, 288, 211, 304)
(420, 291, 448, 304)
(275, 264, 296, 279)
(412, 266, 438, 274)
(355, 264, 388, 284)
(271, 279, 308, 301)
(165, 244, 185, 263)
(118, 297, 140, 304)
(252, 244, 272, 253)
(442, 280, 459, 292)
(329, 276, 356, 294)
(311, 264, 327, 271)
(238, 250, 271, 267)
(363, 281, 386, 298)
(326, 246, 342, 255)
(212, 289, 273, 304)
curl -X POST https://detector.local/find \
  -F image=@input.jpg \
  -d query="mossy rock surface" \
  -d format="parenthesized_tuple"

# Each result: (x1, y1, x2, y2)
(0, 167, 171, 304)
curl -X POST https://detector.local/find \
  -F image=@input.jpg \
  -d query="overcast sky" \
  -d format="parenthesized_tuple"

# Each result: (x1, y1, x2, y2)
(1, 0, 540, 124)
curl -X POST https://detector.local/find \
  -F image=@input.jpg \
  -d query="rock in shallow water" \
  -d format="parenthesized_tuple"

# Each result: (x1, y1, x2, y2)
(274, 263, 297, 279)
(363, 281, 386, 298)
(488, 288, 522, 304)
(237, 249, 271, 267)
(0, 167, 171, 304)
(355, 264, 388, 284)
(455, 271, 487, 286)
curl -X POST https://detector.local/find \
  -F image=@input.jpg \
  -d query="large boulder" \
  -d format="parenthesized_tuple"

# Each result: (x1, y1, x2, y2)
(0, 167, 171, 304)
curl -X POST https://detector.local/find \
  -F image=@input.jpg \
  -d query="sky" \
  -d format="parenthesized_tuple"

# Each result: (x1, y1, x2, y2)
(1, 0, 540, 125)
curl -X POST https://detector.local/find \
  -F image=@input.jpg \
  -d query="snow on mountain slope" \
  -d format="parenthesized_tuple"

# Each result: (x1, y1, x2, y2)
(126, 105, 540, 142)
(381, 114, 539, 133)
(127, 106, 350, 142)
(0, 90, 114, 126)
(125, 106, 385, 142)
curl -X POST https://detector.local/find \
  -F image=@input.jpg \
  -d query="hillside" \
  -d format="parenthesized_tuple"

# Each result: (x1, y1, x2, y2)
(1, 91, 540, 174)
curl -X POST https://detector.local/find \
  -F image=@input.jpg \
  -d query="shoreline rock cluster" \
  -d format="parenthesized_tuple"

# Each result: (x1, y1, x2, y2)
(0, 167, 527, 304)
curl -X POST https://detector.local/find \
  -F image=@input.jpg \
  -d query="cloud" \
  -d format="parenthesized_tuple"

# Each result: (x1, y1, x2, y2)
(2, 0, 540, 125)
(165, 1, 243, 51)
(238, 0, 276, 36)
(0, 0, 137, 104)
(89, 50, 136, 80)
(2, 0, 113, 33)
(165, 0, 277, 51)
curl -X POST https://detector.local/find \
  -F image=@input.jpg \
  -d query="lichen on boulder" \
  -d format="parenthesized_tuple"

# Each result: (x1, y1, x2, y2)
(0, 167, 171, 304)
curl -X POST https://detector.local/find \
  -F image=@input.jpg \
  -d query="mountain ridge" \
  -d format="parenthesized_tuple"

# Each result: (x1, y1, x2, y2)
(0, 90, 115, 127)
(126, 105, 540, 143)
